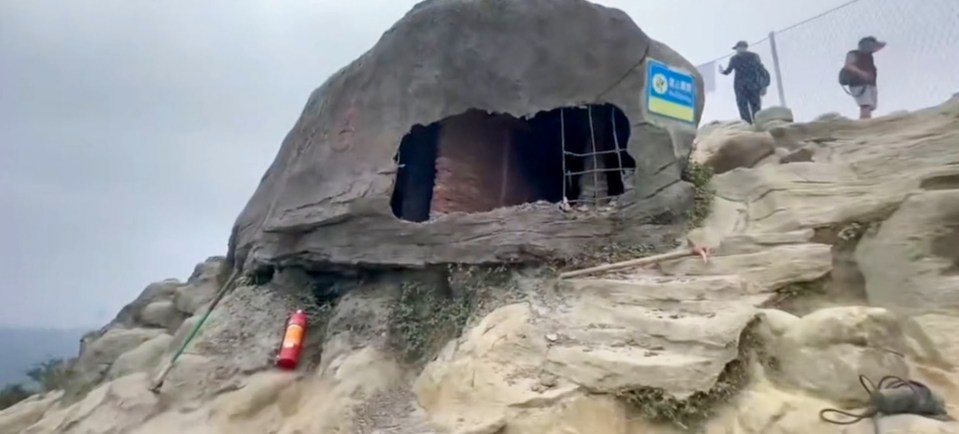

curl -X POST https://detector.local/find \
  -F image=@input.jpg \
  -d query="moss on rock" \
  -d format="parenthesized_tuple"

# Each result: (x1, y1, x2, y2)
(682, 161, 715, 229)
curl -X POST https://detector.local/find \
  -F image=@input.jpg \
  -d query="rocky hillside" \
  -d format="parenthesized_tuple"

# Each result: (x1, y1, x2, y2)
(4, 0, 959, 431)
(3, 97, 958, 434)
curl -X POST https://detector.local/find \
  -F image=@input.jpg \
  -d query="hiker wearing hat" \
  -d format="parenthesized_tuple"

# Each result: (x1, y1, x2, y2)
(718, 40, 771, 124)
(839, 36, 886, 119)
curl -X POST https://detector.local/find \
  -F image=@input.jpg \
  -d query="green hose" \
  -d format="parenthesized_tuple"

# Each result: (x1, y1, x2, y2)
(150, 270, 238, 392)
(169, 296, 217, 364)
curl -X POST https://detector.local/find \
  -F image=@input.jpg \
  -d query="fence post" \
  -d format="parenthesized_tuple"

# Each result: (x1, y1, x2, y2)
(768, 31, 787, 107)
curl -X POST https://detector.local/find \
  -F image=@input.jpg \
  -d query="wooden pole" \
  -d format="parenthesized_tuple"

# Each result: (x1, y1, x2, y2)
(559, 249, 695, 279)
(150, 269, 239, 393)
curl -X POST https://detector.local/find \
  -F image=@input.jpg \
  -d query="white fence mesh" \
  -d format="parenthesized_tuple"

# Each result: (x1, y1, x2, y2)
(697, 0, 959, 123)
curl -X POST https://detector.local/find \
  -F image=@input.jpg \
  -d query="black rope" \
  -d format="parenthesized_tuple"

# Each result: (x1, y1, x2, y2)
(819, 375, 919, 425)
(819, 375, 880, 424)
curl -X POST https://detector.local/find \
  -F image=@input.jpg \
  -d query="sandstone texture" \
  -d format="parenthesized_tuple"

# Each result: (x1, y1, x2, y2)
(5, 5, 959, 434)
(7, 98, 959, 434)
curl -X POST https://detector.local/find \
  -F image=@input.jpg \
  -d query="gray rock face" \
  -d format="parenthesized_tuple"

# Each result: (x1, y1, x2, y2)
(814, 112, 847, 122)
(229, 0, 704, 270)
(174, 257, 227, 315)
(753, 106, 794, 131)
(107, 333, 172, 380)
(70, 328, 166, 393)
(110, 279, 183, 329)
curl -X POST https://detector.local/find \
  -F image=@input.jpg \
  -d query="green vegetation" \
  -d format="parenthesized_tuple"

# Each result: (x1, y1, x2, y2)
(682, 161, 715, 228)
(388, 278, 471, 364)
(0, 357, 75, 410)
(26, 358, 73, 393)
(387, 265, 519, 364)
(0, 384, 31, 410)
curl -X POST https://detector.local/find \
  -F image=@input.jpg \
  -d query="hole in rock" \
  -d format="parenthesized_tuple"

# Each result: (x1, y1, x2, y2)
(774, 225, 871, 316)
(250, 266, 276, 286)
(310, 273, 346, 306)
(390, 105, 635, 222)
(931, 221, 959, 275)
(919, 173, 959, 191)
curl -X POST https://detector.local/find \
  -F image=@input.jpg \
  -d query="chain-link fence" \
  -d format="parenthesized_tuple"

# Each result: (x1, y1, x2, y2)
(697, 0, 959, 123)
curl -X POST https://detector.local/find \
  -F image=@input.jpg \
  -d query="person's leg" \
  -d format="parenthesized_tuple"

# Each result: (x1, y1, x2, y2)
(747, 91, 762, 121)
(865, 85, 878, 118)
(852, 85, 876, 119)
(735, 91, 751, 123)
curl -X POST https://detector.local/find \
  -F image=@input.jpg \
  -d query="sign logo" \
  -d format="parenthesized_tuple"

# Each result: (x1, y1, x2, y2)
(646, 60, 697, 123)
(652, 73, 669, 95)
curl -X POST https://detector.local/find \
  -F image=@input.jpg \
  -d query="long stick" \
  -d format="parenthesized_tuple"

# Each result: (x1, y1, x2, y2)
(587, 105, 600, 203)
(559, 249, 696, 279)
(150, 269, 239, 393)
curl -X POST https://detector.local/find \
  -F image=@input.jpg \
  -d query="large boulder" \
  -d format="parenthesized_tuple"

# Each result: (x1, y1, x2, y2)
(229, 0, 704, 270)
(107, 333, 173, 380)
(856, 189, 959, 316)
(763, 307, 910, 404)
(753, 106, 794, 131)
(70, 328, 166, 392)
(0, 392, 62, 434)
(415, 274, 762, 433)
(110, 279, 183, 329)
(173, 257, 227, 315)
(699, 130, 776, 174)
(856, 187, 959, 368)
(138, 300, 183, 331)
(20, 374, 159, 434)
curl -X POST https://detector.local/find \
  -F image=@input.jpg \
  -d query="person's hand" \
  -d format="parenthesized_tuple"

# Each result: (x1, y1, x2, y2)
(717, 64, 724, 73)
(691, 244, 711, 264)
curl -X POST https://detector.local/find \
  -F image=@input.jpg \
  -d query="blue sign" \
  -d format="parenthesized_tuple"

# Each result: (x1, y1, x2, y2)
(646, 60, 697, 123)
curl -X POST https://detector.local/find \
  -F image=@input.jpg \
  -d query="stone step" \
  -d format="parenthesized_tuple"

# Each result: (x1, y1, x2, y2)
(542, 274, 763, 398)
(544, 343, 725, 398)
(559, 274, 765, 302)
(658, 243, 833, 291)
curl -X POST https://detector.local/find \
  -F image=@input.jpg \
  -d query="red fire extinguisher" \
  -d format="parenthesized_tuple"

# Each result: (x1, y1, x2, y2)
(276, 309, 307, 370)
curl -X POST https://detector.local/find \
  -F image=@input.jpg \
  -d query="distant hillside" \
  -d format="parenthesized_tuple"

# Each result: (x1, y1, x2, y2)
(0, 327, 88, 387)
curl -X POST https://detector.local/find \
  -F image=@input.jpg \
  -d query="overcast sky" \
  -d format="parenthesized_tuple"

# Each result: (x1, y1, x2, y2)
(0, 0, 882, 329)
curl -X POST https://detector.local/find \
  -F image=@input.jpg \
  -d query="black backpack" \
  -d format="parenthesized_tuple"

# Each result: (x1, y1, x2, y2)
(838, 67, 853, 86)
(838, 67, 865, 96)
(758, 64, 771, 89)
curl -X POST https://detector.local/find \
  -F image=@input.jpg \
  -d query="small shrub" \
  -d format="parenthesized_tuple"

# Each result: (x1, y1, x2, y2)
(0, 384, 31, 410)
(387, 265, 520, 364)
(388, 278, 471, 364)
(446, 264, 523, 320)
(682, 162, 715, 228)
(27, 358, 74, 393)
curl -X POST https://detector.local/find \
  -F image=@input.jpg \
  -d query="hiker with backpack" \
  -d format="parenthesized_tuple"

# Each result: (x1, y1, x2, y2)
(839, 36, 886, 119)
(718, 40, 771, 124)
